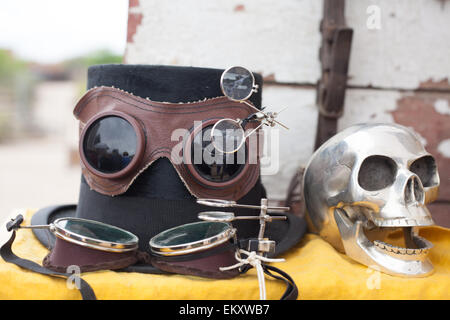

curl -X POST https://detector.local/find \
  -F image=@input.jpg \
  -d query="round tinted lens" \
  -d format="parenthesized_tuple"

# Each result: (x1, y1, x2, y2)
(55, 218, 138, 245)
(211, 119, 245, 153)
(191, 125, 245, 182)
(151, 221, 230, 247)
(221, 66, 254, 101)
(83, 115, 137, 174)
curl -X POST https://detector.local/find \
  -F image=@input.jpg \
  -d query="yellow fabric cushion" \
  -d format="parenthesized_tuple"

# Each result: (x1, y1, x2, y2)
(0, 209, 449, 300)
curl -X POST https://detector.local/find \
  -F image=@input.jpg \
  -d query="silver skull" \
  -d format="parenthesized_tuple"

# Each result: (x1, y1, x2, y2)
(304, 123, 440, 277)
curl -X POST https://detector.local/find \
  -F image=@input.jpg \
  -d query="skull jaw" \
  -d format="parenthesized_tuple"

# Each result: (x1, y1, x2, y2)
(334, 209, 434, 277)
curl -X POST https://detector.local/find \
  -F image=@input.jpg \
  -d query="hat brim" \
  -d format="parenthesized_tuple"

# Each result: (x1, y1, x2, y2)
(31, 204, 306, 273)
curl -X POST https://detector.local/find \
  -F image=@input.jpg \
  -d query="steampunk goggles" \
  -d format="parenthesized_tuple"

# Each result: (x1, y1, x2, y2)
(5, 214, 142, 273)
(74, 86, 261, 200)
(3, 197, 298, 300)
(150, 198, 298, 300)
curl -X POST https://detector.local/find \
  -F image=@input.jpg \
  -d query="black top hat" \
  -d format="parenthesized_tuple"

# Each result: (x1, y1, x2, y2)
(31, 64, 306, 273)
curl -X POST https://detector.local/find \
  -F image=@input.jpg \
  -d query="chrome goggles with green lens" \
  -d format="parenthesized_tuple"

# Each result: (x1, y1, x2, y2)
(5, 215, 140, 272)
(149, 220, 240, 279)
(148, 197, 297, 300)
(2, 215, 142, 300)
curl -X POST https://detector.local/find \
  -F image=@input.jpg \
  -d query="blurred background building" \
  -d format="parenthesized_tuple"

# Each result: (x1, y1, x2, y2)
(0, 0, 128, 221)
(0, 0, 449, 226)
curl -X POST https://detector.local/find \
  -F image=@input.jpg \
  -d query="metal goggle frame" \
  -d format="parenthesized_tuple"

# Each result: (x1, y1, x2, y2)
(7, 215, 139, 253)
(149, 221, 237, 256)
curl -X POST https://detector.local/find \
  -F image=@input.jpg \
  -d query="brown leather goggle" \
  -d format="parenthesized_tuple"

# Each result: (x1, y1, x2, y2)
(73, 86, 262, 200)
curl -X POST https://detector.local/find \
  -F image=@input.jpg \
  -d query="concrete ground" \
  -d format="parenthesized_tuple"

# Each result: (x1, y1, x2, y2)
(0, 137, 80, 243)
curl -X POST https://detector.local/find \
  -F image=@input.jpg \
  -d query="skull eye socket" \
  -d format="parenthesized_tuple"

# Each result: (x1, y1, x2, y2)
(409, 156, 438, 187)
(358, 156, 397, 191)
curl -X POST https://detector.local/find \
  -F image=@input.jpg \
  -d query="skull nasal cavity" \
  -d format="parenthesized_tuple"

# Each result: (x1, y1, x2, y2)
(409, 156, 438, 187)
(404, 176, 424, 205)
(358, 155, 397, 191)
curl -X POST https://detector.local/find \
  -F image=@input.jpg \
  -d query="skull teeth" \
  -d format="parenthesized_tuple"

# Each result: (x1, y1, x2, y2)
(373, 216, 434, 227)
(373, 239, 431, 255)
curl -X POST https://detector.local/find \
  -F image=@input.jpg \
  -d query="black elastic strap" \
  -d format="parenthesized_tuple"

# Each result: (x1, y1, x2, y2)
(238, 258, 299, 300)
(237, 239, 299, 300)
(262, 264, 298, 300)
(0, 230, 97, 300)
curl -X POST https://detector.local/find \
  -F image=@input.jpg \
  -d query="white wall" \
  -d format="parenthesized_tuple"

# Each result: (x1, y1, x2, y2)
(125, 0, 450, 199)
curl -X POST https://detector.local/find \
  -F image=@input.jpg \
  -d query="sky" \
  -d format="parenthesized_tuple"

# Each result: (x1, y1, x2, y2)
(0, 0, 129, 63)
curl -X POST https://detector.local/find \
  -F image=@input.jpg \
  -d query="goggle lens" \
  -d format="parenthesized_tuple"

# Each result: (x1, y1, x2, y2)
(55, 218, 139, 246)
(211, 119, 245, 154)
(151, 221, 230, 247)
(192, 125, 245, 182)
(83, 115, 137, 174)
(221, 66, 255, 101)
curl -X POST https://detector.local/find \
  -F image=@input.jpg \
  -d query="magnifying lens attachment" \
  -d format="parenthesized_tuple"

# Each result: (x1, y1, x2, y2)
(215, 66, 289, 154)
(198, 211, 287, 223)
(197, 198, 289, 211)
(197, 199, 237, 207)
(197, 197, 289, 255)
(220, 66, 258, 102)
(211, 119, 246, 154)
(198, 211, 236, 222)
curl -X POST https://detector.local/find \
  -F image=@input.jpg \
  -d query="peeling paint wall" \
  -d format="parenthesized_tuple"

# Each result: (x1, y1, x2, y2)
(124, 0, 450, 221)
(127, 0, 142, 44)
(346, 0, 450, 89)
(125, 0, 323, 83)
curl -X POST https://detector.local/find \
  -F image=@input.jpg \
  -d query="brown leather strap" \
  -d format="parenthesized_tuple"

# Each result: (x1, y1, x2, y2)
(150, 241, 240, 279)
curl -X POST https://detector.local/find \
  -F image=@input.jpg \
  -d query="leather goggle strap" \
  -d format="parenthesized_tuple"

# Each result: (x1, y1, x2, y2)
(150, 241, 240, 279)
(42, 251, 140, 274)
(0, 230, 97, 300)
